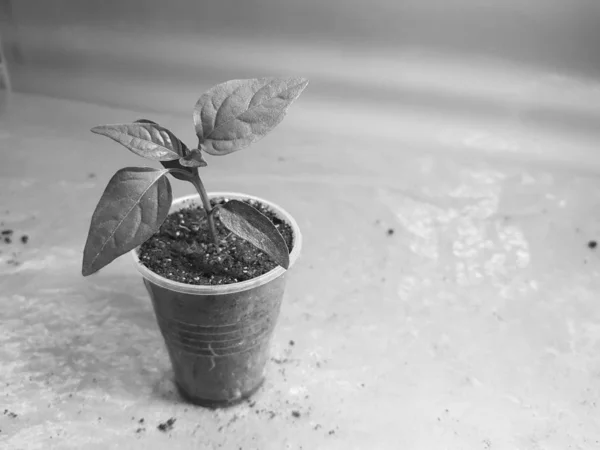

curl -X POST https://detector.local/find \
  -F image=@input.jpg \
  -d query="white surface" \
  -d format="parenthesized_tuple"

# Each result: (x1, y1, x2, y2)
(1, 90, 600, 449)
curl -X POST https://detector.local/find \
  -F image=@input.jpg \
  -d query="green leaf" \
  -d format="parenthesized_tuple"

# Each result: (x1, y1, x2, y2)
(82, 167, 172, 276)
(193, 77, 309, 156)
(179, 149, 208, 168)
(134, 119, 197, 180)
(217, 200, 290, 269)
(91, 122, 184, 161)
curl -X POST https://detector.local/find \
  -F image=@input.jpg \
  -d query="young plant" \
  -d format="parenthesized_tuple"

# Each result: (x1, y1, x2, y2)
(82, 77, 308, 277)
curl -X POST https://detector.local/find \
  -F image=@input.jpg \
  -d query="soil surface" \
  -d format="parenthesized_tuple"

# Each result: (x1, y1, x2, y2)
(139, 198, 293, 285)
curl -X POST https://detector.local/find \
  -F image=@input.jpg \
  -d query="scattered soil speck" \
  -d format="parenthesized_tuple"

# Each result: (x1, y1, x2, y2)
(3, 237, 11, 244)
(21, 235, 28, 244)
(3, 410, 17, 419)
(291, 411, 301, 418)
(289, 340, 295, 346)
(88, 173, 96, 179)
(328, 430, 335, 435)
(157, 417, 176, 432)
(136, 428, 145, 433)
(138, 418, 144, 424)
(267, 411, 276, 419)
(588, 240, 597, 249)
(271, 357, 289, 364)
(1, 229, 13, 236)
(247, 401, 256, 408)
(314, 424, 322, 430)
(387, 228, 394, 236)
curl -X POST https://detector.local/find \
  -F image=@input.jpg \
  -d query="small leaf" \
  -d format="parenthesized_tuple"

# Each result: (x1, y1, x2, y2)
(134, 119, 196, 180)
(179, 149, 208, 168)
(82, 167, 172, 276)
(193, 77, 309, 156)
(91, 122, 184, 161)
(217, 200, 290, 269)
(161, 158, 196, 181)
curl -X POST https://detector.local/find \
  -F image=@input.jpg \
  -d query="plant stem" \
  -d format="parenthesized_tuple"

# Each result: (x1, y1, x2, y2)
(191, 173, 219, 246)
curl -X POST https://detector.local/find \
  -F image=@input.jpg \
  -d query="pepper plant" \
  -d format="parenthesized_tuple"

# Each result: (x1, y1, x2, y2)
(82, 77, 308, 277)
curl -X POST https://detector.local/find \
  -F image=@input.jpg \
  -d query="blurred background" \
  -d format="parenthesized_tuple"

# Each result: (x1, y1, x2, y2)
(1, 0, 600, 141)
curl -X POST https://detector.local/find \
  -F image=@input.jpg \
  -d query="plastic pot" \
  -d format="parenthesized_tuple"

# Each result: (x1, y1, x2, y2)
(131, 192, 302, 407)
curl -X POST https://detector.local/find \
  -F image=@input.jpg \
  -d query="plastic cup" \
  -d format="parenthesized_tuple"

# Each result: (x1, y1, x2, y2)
(131, 192, 302, 407)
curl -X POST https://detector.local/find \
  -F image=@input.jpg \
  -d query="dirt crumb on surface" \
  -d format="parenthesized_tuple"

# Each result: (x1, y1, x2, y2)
(588, 240, 597, 249)
(157, 417, 176, 432)
(3, 410, 17, 419)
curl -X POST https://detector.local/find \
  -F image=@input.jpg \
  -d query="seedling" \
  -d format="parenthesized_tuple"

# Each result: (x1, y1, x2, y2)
(82, 77, 308, 277)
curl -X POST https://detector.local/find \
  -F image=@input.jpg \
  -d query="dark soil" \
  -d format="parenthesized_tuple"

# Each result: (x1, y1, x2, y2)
(3, 410, 17, 419)
(157, 417, 176, 432)
(588, 240, 597, 249)
(139, 198, 294, 285)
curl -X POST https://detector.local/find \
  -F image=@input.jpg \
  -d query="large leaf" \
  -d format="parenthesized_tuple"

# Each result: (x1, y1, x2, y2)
(193, 77, 309, 156)
(82, 167, 172, 276)
(134, 119, 197, 180)
(91, 122, 184, 161)
(217, 200, 290, 269)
